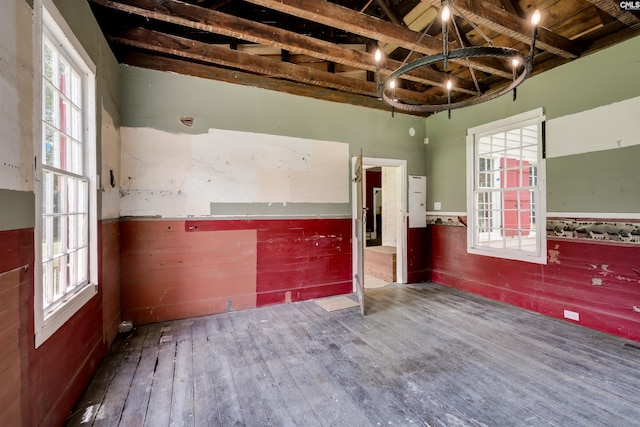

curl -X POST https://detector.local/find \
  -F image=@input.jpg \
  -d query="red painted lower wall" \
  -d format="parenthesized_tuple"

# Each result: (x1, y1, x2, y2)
(0, 221, 120, 427)
(428, 225, 640, 342)
(120, 218, 353, 325)
(407, 221, 429, 283)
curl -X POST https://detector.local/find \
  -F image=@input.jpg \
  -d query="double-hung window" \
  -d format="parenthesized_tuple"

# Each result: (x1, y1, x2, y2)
(466, 108, 546, 264)
(35, 0, 97, 347)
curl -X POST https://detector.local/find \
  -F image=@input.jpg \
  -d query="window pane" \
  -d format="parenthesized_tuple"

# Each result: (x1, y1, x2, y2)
(67, 251, 77, 289)
(53, 256, 64, 298)
(42, 215, 52, 260)
(52, 215, 63, 257)
(78, 213, 88, 247)
(58, 57, 70, 97)
(43, 125, 56, 167)
(68, 140, 82, 175)
(78, 180, 88, 213)
(43, 41, 54, 82)
(53, 174, 65, 213)
(67, 177, 77, 214)
(71, 71, 82, 107)
(77, 247, 88, 283)
(44, 83, 56, 126)
(67, 214, 77, 250)
(61, 95, 72, 137)
(71, 106, 82, 141)
(43, 260, 53, 305)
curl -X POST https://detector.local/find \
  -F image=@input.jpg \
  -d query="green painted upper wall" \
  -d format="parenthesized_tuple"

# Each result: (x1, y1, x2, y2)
(120, 66, 428, 177)
(425, 35, 640, 213)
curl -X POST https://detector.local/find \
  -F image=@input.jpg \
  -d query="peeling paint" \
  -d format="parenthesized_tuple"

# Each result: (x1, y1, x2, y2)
(548, 244, 561, 264)
(592, 278, 603, 286)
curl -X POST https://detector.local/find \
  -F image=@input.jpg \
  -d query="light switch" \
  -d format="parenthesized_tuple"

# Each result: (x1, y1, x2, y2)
(434, 202, 442, 211)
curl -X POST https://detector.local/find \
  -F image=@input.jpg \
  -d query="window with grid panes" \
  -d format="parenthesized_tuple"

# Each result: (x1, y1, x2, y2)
(36, 0, 97, 347)
(466, 109, 546, 264)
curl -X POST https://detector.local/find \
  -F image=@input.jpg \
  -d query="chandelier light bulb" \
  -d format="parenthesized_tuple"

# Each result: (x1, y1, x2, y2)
(446, 79, 452, 91)
(389, 80, 396, 89)
(442, 5, 451, 22)
(374, 49, 382, 63)
(512, 58, 520, 68)
(531, 10, 541, 26)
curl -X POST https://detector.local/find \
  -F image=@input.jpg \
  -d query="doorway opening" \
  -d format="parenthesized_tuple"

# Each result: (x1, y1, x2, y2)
(352, 157, 407, 294)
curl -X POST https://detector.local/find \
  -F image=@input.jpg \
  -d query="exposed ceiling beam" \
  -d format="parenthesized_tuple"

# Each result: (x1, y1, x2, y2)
(89, 0, 480, 94)
(419, 0, 580, 59)
(583, 0, 640, 29)
(110, 27, 443, 105)
(120, 52, 404, 113)
(243, 0, 513, 78)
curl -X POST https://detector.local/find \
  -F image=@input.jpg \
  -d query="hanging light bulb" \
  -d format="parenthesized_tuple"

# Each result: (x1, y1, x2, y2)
(529, 10, 541, 63)
(374, 49, 382, 98)
(512, 59, 519, 101)
(531, 10, 541, 26)
(441, 4, 451, 69)
(441, 5, 451, 22)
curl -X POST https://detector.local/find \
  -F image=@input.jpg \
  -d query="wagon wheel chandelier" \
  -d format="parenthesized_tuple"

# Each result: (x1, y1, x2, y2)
(374, 0, 541, 115)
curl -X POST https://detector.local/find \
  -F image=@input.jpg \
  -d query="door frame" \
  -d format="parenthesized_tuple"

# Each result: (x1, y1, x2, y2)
(351, 156, 408, 289)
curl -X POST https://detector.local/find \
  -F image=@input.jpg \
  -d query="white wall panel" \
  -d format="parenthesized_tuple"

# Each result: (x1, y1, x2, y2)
(547, 96, 640, 159)
(0, 0, 34, 192)
(120, 127, 349, 217)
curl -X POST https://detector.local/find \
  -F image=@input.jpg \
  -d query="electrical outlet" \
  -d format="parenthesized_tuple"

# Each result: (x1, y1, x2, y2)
(564, 310, 580, 321)
(434, 202, 442, 210)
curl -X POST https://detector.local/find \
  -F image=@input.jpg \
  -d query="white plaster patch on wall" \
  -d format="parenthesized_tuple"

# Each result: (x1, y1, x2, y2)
(259, 139, 349, 203)
(0, 0, 33, 192)
(121, 127, 191, 191)
(100, 106, 121, 220)
(120, 126, 349, 217)
(546, 96, 640, 158)
(120, 127, 195, 217)
(0, 77, 21, 191)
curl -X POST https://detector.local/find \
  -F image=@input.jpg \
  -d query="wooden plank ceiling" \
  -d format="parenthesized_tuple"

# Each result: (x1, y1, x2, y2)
(89, 0, 640, 116)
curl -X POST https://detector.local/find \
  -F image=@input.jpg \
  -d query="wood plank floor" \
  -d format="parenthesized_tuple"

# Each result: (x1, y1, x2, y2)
(67, 283, 640, 426)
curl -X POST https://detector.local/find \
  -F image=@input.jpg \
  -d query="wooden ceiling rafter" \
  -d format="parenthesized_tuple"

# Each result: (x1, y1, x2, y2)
(87, 0, 640, 116)
(243, 0, 514, 78)
(109, 26, 447, 105)
(418, 0, 580, 59)
(583, 0, 640, 30)
(89, 0, 482, 95)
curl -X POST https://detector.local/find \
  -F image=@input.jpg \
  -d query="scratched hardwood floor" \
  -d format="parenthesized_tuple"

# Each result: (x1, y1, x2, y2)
(67, 283, 640, 426)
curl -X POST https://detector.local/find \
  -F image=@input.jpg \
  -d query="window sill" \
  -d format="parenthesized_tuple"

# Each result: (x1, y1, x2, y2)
(35, 283, 98, 348)
(467, 246, 547, 265)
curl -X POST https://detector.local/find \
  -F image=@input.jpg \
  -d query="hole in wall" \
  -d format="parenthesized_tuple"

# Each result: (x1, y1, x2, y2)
(179, 116, 194, 127)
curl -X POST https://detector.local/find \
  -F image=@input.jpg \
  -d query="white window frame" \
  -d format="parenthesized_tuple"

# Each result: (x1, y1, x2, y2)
(34, 0, 98, 348)
(466, 108, 546, 264)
